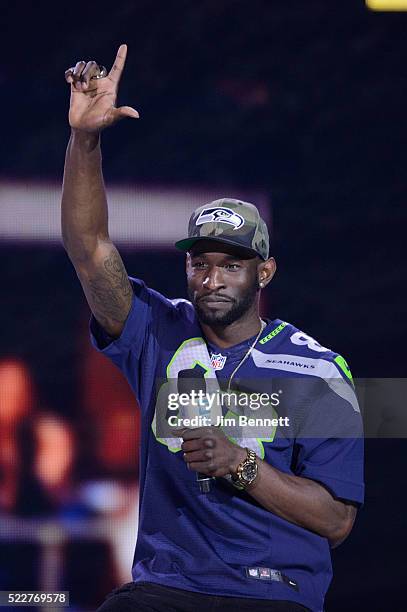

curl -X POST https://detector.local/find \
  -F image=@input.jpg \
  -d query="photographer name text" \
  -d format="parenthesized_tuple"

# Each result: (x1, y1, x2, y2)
(168, 414, 290, 428)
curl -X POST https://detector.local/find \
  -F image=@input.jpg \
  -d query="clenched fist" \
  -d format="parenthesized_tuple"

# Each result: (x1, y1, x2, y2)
(175, 426, 247, 478)
(65, 44, 139, 133)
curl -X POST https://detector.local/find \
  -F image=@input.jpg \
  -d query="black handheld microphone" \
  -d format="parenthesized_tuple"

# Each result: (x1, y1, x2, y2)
(177, 368, 214, 493)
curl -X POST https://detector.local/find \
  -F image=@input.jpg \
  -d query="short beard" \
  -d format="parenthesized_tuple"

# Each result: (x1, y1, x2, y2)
(189, 279, 260, 327)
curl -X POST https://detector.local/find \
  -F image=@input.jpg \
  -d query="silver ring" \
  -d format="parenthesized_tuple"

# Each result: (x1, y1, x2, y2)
(91, 64, 108, 80)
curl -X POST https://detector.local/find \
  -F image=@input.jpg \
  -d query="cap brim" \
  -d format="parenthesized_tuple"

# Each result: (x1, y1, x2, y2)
(174, 236, 263, 259)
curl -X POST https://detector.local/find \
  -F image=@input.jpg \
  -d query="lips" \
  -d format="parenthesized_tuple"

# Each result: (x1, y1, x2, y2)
(197, 295, 233, 309)
(198, 295, 232, 303)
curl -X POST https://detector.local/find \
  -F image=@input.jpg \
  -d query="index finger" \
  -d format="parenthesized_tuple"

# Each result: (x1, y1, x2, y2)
(171, 427, 210, 440)
(108, 43, 128, 84)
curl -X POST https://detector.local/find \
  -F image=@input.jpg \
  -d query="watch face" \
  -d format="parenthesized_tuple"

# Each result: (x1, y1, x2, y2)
(242, 463, 258, 482)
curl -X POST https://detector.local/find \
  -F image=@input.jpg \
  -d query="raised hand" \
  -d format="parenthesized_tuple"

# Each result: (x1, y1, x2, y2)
(65, 44, 139, 133)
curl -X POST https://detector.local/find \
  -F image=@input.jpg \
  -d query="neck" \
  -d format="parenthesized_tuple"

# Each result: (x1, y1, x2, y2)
(200, 308, 263, 349)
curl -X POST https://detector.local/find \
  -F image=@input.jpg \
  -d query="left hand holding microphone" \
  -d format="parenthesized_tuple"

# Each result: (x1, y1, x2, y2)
(173, 426, 247, 478)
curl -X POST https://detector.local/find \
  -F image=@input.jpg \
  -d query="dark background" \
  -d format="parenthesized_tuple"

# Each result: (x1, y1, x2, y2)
(1, 1, 406, 610)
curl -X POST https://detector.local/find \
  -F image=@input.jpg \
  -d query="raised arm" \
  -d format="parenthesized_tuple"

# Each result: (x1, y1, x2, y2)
(61, 44, 139, 337)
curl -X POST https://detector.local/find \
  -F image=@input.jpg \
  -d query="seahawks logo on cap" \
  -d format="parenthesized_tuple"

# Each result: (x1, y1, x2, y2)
(196, 207, 245, 231)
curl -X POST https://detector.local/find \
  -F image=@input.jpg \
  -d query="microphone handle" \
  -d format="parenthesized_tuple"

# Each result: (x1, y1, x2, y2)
(196, 472, 214, 493)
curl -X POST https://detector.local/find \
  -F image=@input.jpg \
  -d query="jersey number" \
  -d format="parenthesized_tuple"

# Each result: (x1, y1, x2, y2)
(290, 331, 328, 353)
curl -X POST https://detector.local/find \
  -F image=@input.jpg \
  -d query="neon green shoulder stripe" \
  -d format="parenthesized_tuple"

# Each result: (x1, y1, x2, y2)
(334, 355, 353, 382)
(259, 321, 288, 345)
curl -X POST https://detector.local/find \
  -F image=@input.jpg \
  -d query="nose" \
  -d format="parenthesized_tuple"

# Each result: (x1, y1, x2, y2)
(202, 266, 225, 290)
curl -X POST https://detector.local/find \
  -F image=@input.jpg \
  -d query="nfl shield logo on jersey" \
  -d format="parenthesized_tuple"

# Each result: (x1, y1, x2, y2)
(211, 352, 227, 371)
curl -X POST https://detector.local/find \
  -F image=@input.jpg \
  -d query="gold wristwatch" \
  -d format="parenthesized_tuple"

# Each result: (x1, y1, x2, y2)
(231, 448, 258, 489)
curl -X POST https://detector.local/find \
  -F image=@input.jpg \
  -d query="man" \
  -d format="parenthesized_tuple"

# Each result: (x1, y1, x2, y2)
(62, 45, 364, 612)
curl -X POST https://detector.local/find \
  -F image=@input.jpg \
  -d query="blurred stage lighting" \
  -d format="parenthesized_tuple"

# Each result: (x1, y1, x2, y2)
(0, 181, 270, 246)
(366, 0, 407, 10)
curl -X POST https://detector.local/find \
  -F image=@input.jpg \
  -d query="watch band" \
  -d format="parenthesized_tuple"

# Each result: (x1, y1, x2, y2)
(231, 447, 258, 489)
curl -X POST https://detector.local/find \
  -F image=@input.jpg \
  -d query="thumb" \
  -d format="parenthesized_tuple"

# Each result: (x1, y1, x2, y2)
(114, 105, 140, 120)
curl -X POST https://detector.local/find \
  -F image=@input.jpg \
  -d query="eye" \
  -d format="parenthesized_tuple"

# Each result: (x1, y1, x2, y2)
(192, 260, 207, 269)
(225, 263, 241, 270)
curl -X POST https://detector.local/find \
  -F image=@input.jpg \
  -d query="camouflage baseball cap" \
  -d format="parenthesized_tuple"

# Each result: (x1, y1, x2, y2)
(175, 198, 269, 260)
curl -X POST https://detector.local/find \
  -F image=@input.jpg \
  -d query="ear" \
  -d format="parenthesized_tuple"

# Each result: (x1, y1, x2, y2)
(258, 257, 277, 288)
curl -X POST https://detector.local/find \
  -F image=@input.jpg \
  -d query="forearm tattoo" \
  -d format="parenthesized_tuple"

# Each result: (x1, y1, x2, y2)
(86, 249, 132, 328)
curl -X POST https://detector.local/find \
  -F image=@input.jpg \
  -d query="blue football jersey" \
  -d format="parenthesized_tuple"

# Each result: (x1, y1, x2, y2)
(90, 278, 364, 612)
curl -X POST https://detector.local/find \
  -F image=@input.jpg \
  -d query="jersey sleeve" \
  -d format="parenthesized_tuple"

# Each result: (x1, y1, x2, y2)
(292, 376, 365, 505)
(89, 277, 184, 402)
